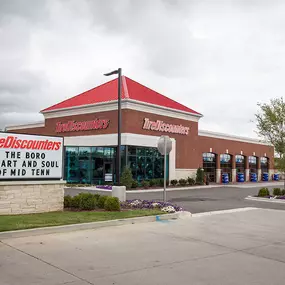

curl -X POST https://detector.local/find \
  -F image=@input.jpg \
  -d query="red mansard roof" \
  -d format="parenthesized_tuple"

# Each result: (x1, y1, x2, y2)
(42, 76, 201, 115)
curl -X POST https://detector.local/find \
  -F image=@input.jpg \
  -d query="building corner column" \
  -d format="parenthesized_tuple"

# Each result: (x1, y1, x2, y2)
(215, 153, 221, 183)
(257, 157, 261, 181)
(245, 156, 250, 181)
(231, 155, 236, 183)
(268, 157, 274, 180)
(169, 138, 176, 181)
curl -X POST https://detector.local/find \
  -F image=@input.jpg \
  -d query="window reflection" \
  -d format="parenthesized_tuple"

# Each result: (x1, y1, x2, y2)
(65, 146, 116, 185)
(126, 146, 166, 181)
(261, 157, 268, 174)
(64, 146, 167, 184)
(203, 153, 216, 182)
(236, 155, 245, 174)
(249, 156, 257, 174)
(220, 154, 232, 182)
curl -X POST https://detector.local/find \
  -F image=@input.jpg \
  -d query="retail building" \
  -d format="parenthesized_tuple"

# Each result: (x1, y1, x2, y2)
(6, 76, 274, 184)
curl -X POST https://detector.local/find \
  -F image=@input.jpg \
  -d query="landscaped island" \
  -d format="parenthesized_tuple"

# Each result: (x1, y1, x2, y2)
(0, 193, 182, 232)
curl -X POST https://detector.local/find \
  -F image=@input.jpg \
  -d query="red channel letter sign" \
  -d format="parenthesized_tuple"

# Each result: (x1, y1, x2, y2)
(56, 119, 110, 133)
(142, 118, 189, 135)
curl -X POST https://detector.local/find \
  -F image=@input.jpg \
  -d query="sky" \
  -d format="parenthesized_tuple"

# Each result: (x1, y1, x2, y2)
(0, 0, 284, 138)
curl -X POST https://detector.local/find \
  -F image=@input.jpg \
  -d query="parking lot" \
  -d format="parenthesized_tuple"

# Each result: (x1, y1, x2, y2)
(66, 182, 285, 213)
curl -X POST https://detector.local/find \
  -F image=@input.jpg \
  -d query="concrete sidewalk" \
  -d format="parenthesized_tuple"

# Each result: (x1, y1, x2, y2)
(1, 208, 285, 285)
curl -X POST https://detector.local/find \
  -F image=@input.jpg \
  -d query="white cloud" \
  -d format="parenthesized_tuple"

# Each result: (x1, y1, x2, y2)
(1, 0, 285, 138)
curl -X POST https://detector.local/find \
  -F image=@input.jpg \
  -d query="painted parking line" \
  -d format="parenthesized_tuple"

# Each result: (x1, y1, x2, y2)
(191, 207, 258, 217)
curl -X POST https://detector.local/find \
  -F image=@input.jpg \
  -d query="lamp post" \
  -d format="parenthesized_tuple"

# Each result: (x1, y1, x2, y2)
(104, 68, 122, 185)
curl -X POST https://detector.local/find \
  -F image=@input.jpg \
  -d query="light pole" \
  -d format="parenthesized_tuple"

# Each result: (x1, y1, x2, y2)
(104, 68, 122, 185)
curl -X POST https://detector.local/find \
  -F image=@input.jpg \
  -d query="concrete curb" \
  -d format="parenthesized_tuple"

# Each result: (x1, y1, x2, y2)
(66, 181, 284, 194)
(245, 196, 285, 204)
(65, 185, 221, 193)
(227, 182, 284, 188)
(0, 212, 187, 240)
(192, 207, 258, 217)
(126, 185, 221, 193)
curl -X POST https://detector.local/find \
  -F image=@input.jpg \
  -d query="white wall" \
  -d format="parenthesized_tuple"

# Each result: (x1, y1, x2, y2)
(175, 169, 197, 180)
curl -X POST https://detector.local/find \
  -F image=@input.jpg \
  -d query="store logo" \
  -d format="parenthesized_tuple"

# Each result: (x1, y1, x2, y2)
(0, 136, 62, 150)
(56, 119, 110, 133)
(142, 118, 190, 135)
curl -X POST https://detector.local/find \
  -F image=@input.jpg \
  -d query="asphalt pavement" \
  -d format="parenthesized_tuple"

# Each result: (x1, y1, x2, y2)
(1, 208, 285, 284)
(65, 183, 285, 213)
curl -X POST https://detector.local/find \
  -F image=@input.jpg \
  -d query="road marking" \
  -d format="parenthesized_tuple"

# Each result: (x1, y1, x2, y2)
(246, 196, 285, 204)
(192, 207, 258, 217)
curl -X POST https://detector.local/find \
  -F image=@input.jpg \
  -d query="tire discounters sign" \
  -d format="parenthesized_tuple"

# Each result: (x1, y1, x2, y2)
(55, 119, 110, 133)
(142, 118, 190, 135)
(0, 133, 63, 180)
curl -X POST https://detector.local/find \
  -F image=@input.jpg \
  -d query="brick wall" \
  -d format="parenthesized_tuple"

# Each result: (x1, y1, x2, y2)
(8, 108, 275, 171)
(0, 181, 64, 215)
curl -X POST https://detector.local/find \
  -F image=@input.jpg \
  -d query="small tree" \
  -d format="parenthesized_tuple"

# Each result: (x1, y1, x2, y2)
(255, 97, 285, 157)
(196, 167, 204, 185)
(120, 167, 133, 189)
(255, 97, 285, 188)
(275, 156, 285, 189)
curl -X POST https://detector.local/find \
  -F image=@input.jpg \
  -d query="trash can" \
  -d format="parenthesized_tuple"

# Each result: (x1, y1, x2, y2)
(273, 173, 279, 181)
(250, 173, 257, 182)
(237, 172, 244, 182)
(262, 172, 269, 182)
(222, 173, 229, 184)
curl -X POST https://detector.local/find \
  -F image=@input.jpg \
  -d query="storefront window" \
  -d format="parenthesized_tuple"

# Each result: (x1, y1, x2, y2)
(145, 157, 153, 180)
(137, 147, 145, 157)
(220, 154, 232, 182)
(249, 156, 257, 174)
(261, 157, 268, 173)
(64, 145, 166, 184)
(126, 146, 167, 182)
(127, 146, 136, 156)
(78, 147, 91, 183)
(129, 156, 137, 179)
(65, 147, 79, 183)
(236, 155, 245, 174)
(65, 146, 116, 185)
(203, 153, 216, 182)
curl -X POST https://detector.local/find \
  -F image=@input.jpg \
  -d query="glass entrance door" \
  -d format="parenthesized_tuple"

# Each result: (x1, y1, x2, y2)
(104, 162, 113, 183)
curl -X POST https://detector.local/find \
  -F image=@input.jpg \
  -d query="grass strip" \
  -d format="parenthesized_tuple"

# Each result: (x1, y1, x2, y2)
(0, 210, 164, 232)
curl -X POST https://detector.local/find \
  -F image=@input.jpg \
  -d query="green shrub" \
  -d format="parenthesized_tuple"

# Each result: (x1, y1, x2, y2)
(187, 177, 195, 185)
(170, 179, 178, 186)
(196, 167, 204, 185)
(149, 179, 158, 187)
(258, 187, 270, 197)
(64, 195, 72, 208)
(156, 178, 162, 187)
(93, 194, 101, 201)
(281, 189, 285, 196)
(179, 178, 187, 186)
(149, 179, 155, 187)
(78, 193, 97, 210)
(131, 180, 139, 189)
(158, 178, 169, 186)
(142, 180, 150, 189)
(120, 167, 133, 189)
(71, 195, 81, 208)
(104, 196, 120, 211)
(273, 188, 281, 196)
(98, 195, 108, 209)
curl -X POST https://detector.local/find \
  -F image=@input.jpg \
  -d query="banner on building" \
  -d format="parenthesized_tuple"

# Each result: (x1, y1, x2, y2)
(0, 133, 63, 180)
